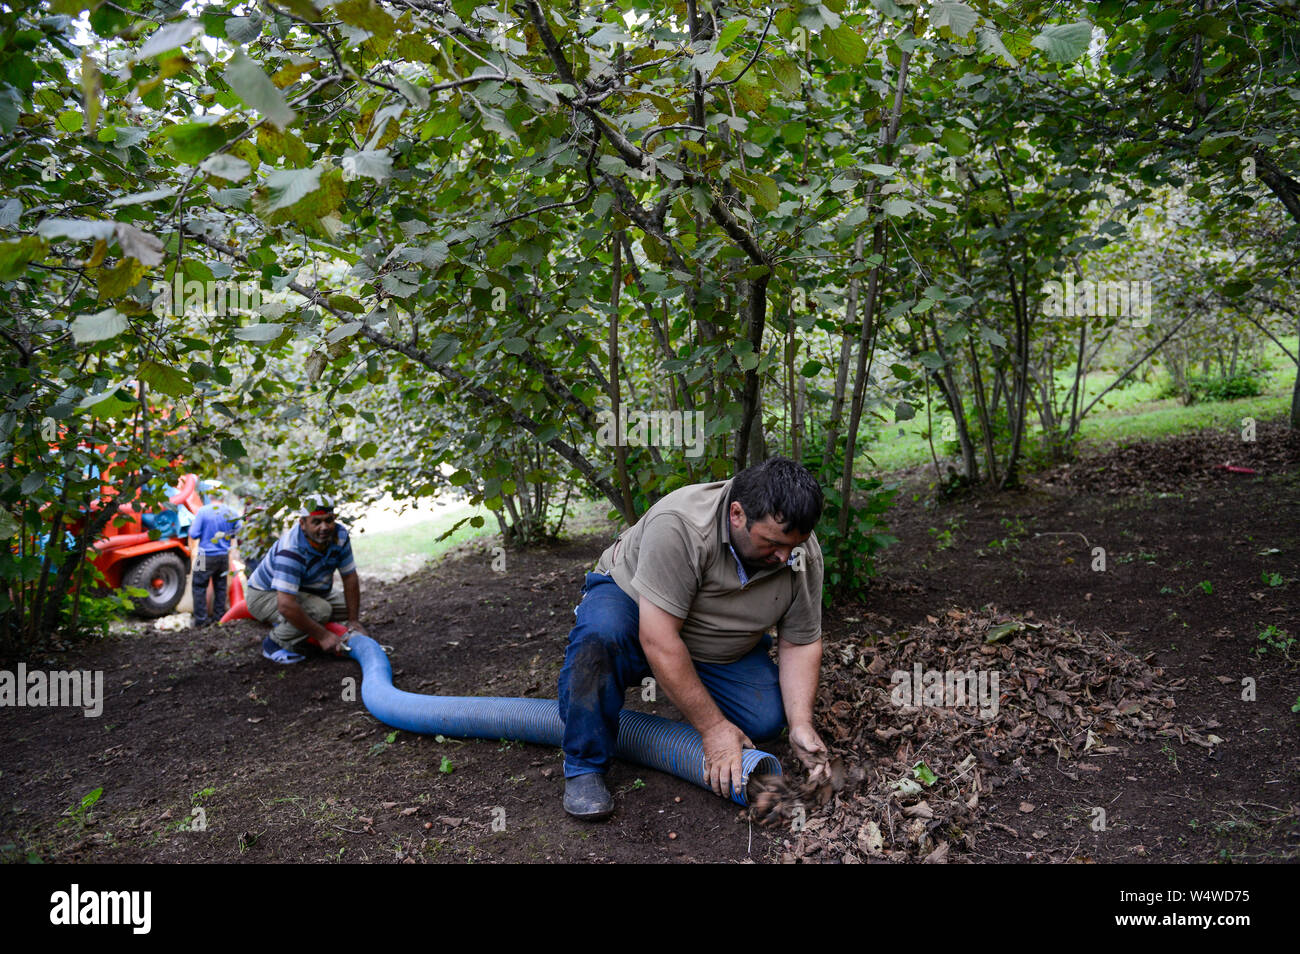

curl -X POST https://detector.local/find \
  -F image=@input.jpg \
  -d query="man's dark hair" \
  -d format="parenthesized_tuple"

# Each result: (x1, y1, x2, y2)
(727, 457, 823, 534)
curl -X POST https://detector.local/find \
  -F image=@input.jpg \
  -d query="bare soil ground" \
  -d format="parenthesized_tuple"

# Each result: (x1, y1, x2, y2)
(2, 419, 1297, 863)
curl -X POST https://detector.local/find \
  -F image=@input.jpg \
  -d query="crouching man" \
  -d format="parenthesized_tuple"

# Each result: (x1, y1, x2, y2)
(557, 456, 831, 820)
(245, 495, 367, 664)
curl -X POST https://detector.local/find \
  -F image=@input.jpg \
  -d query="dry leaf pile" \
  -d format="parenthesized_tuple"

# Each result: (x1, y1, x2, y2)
(749, 607, 1205, 863)
(1038, 420, 1299, 496)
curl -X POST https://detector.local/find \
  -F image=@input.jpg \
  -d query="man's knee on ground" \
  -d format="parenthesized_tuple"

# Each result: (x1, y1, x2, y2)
(567, 634, 616, 701)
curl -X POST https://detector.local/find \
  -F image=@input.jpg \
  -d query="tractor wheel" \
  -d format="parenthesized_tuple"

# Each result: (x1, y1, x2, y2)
(123, 551, 188, 618)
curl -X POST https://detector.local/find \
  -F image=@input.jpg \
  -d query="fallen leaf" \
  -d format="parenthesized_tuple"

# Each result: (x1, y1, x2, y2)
(922, 842, 949, 864)
(857, 821, 883, 854)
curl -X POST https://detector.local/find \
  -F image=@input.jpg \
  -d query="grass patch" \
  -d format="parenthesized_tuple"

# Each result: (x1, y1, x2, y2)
(349, 501, 494, 571)
(862, 334, 1296, 473)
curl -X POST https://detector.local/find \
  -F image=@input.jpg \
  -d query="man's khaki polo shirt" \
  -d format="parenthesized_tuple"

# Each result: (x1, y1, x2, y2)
(593, 479, 823, 664)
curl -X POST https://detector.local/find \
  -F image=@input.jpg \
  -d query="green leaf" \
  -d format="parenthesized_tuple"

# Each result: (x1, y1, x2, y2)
(220, 437, 247, 459)
(341, 148, 392, 182)
(1031, 21, 1094, 63)
(0, 236, 48, 279)
(894, 401, 915, 422)
(199, 154, 252, 182)
(767, 58, 801, 96)
(114, 223, 165, 266)
(381, 273, 418, 297)
(137, 19, 202, 60)
(716, 18, 747, 51)
(869, 0, 907, 17)
(234, 322, 285, 341)
(332, 0, 396, 37)
(225, 52, 296, 130)
(71, 307, 128, 343)
(730, 171, 780, 211)
(930, 1, 979, 38)
(36, 219, 116, 241)
(0, 507, 19, 541)
(160, 122, 231, 164)
(912, 761, 937, 786)
(225, 15, 262, 45)
(84, 388, 136, 419)
(882, 197, 915, 217)
(107, 187, 178, 207)
(823, 25, 868, 66)
(427, 334, 459, 364)
(259, 166, 322, 212)
(986, 621, 1022, 643)
(478, 107, 517, 140)
(800, 360, 823, 376)
(938, 127, 972, 155)
(917, 351, 945, 370)
(977, 28, 1020, 68)
(137, 359, 192, 397)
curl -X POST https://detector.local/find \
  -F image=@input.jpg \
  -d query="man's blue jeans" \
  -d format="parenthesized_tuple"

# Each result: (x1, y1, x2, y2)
(557, 572, 786, 778)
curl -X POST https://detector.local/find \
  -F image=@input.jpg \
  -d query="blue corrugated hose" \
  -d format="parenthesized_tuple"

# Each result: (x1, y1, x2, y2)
(343, 634, 782, 806)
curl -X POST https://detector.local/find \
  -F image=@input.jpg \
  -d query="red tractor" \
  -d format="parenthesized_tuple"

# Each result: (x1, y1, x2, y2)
(91, 474, 204, 618)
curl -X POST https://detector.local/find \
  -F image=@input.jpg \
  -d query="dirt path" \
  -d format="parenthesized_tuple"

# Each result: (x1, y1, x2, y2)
(2, 422, 1297, 863)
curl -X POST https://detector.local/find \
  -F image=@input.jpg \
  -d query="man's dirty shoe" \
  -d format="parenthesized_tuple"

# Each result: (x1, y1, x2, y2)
(564, 773, 613, 821)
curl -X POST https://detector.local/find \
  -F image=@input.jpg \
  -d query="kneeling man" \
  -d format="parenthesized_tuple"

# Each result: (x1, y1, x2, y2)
(558, 456, 830, 820)
(245, 495, 367, 664)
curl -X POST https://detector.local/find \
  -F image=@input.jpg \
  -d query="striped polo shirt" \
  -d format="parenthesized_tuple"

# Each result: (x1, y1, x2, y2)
(248, 523, 356, 596)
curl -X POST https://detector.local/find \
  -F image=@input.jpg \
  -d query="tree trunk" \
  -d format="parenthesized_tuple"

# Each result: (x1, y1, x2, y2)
(733, 273, 770, 472)
(822, 232, 864, 469)
(609, 231, 636, 521)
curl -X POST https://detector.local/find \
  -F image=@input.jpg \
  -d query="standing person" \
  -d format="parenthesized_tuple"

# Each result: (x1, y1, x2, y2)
(245, 494, 367, 664)
(188, 492, 241, 628)
(556, 456, 831, 820)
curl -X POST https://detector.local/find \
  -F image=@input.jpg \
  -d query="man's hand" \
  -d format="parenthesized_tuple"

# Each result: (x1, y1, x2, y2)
(789, 723, 831, 782)
(346, 618, 367, 636)
(318, 628, 348, 654)
(701, 720, 754, 797)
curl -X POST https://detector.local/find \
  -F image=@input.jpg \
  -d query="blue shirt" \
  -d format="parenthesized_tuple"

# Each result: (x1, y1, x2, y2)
(188, 504, 241, 557)
(725, 521, 801, 586)
(248, 523, 357, 596)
